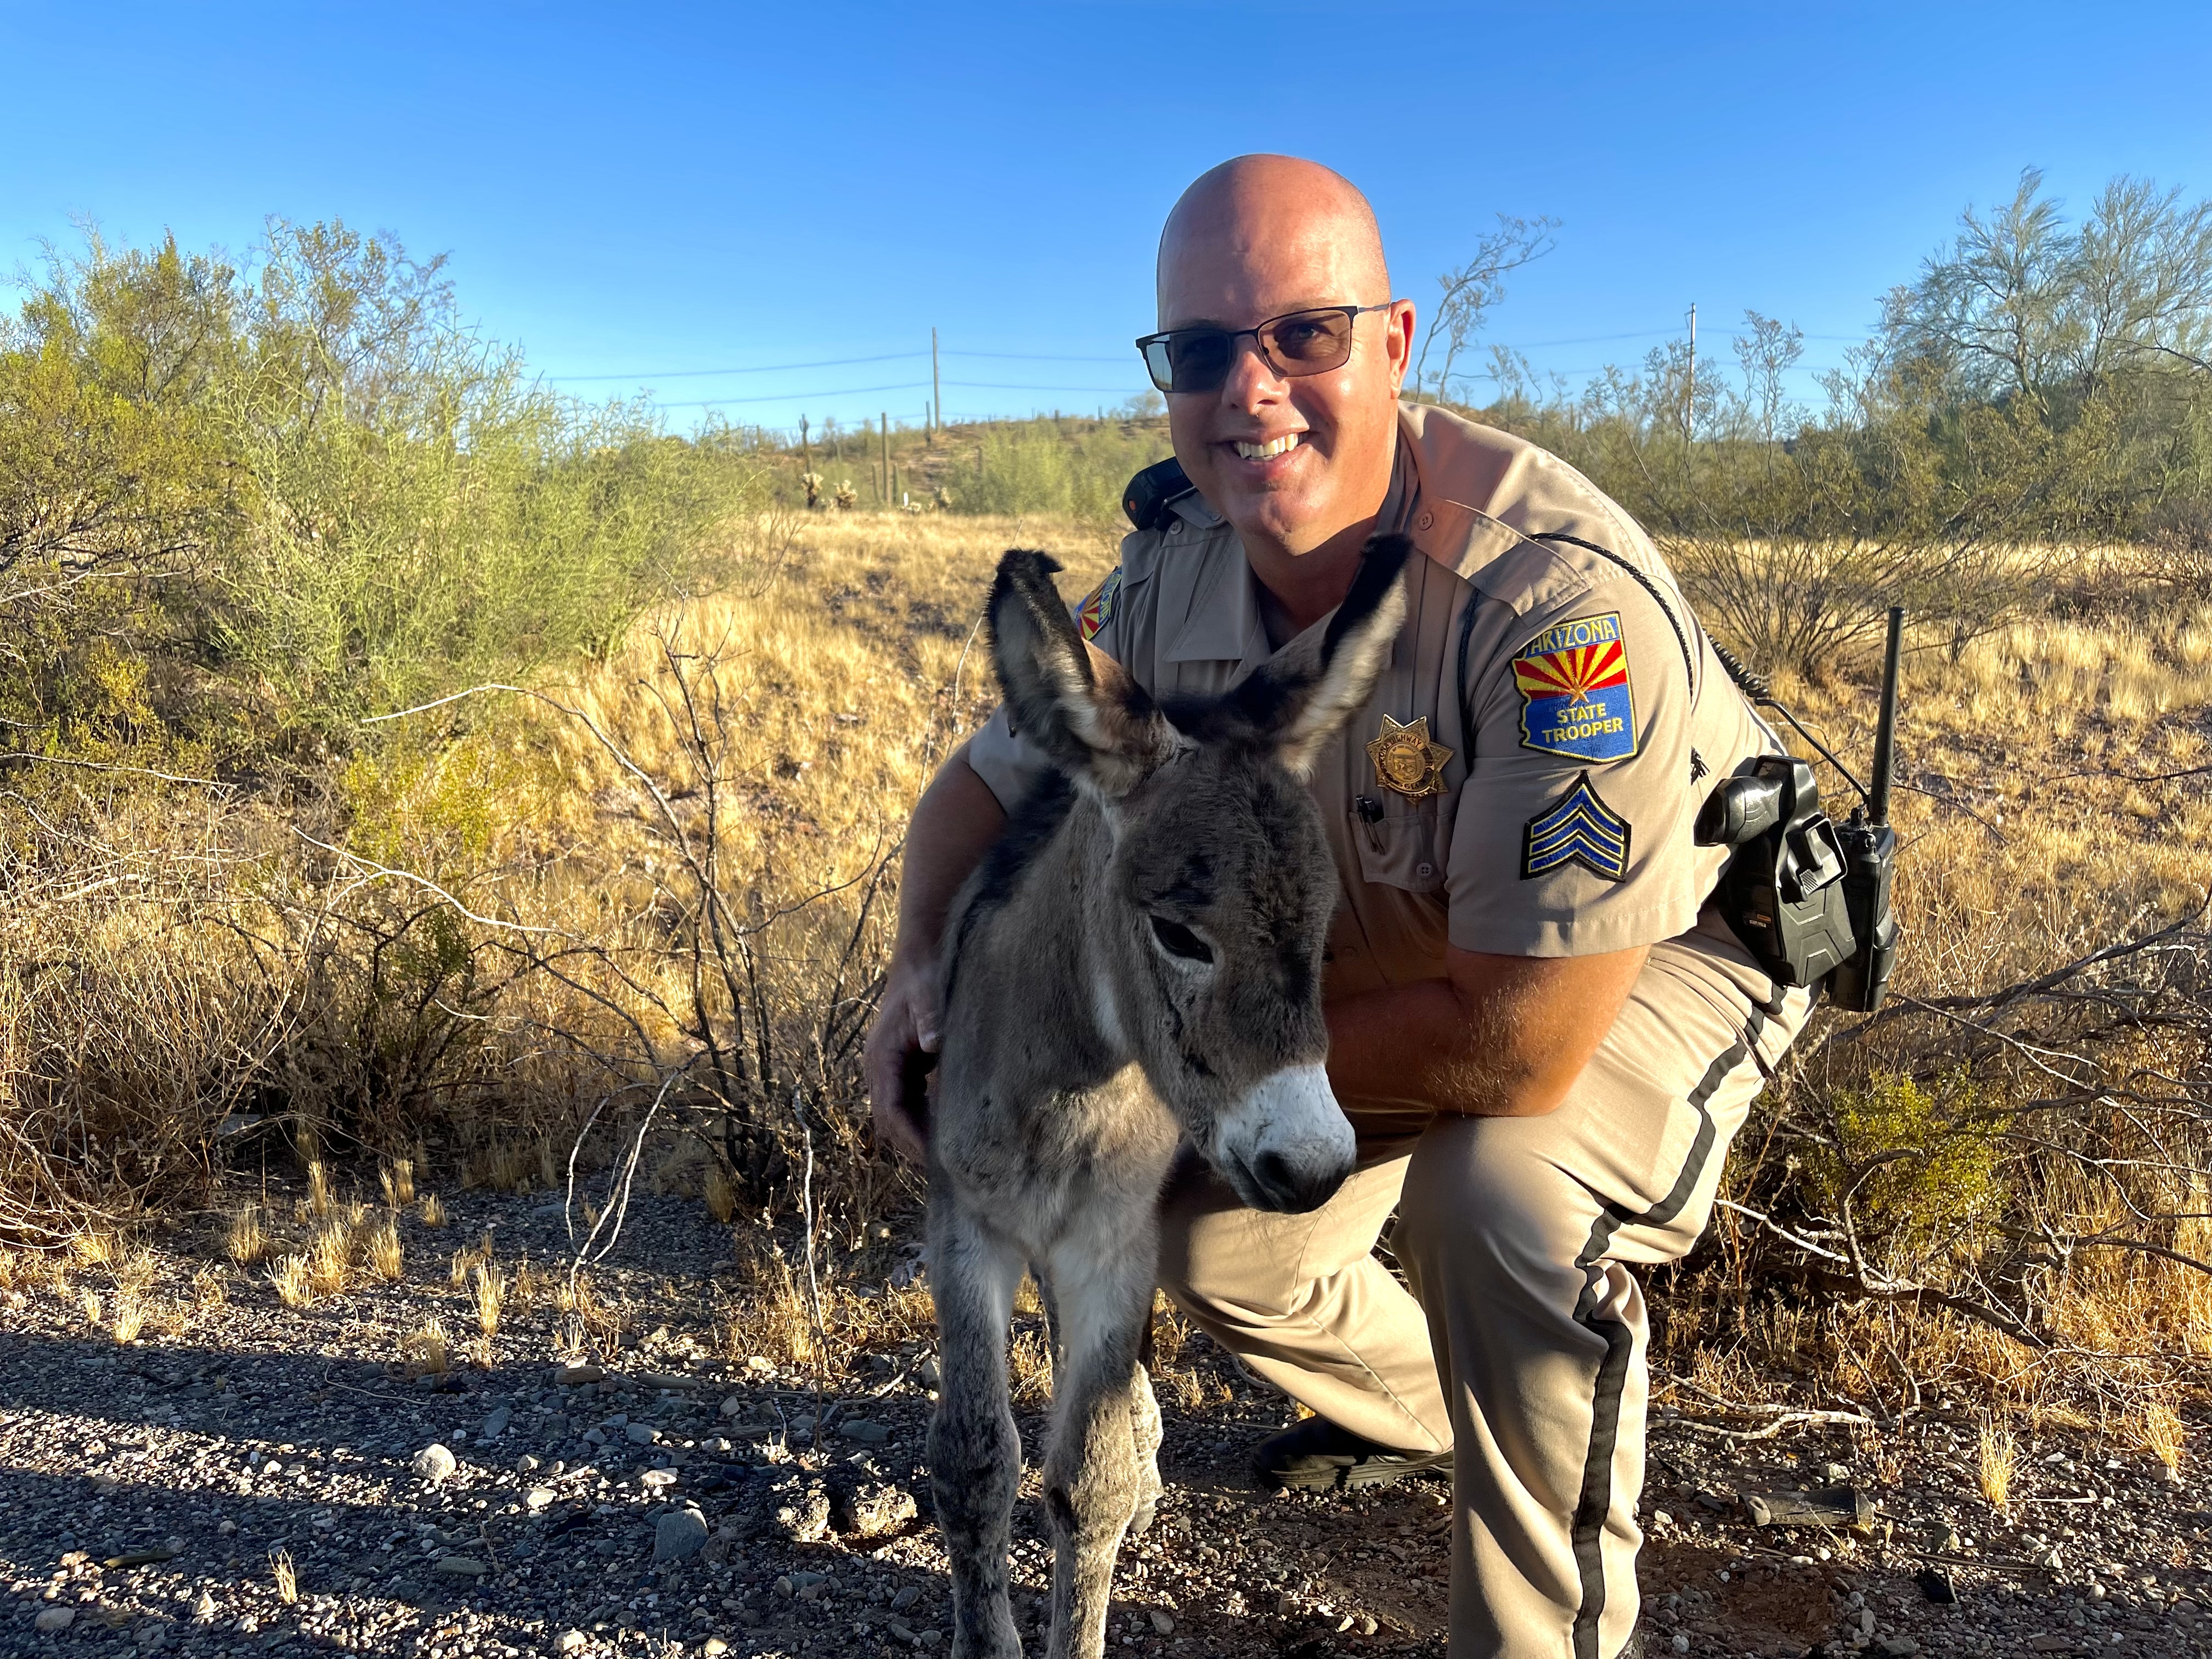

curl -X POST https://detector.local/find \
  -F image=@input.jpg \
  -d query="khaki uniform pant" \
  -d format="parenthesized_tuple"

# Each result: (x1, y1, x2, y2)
(1158, 923, 1809, 1659)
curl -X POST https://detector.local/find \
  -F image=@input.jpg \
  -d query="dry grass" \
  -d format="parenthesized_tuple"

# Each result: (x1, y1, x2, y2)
(709, 1237, 937, 1375)
(402, 1317, 450, 1376)
(1977, 1421, 2016, 1511)
(78, 1288, 101, 1329)
(304, 1159, 331, 1217)
(191, 1263, 228, 1308)
(471, 1261, 506, 1336)
(225, 1205, 267, 1268)
(512, 1259, 550, 1307)
(704, 1168, 736, 1225)
(2141, 1398, 2187, 1472)
(307, 1221, 349, 1297)
(1008, 1327, 1055, 1406)
(109, 1289, 145, 1344)
(382, 1159, 416, 1207)
(268, 1549, 297, 1606)
(364, 1219, 403, 1281)
(9, 508, 2209, 1441)
(266, 1253, 312, 1308)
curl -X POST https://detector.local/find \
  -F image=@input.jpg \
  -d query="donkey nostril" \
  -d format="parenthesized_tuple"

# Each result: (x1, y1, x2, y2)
(1253, 1149, 1296, 1201)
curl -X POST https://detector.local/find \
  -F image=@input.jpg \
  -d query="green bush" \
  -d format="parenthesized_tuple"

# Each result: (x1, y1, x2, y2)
(952, 416, 1169, 522)
(0, 221, 756, 767)
(1808, 1069, 2006, 1259)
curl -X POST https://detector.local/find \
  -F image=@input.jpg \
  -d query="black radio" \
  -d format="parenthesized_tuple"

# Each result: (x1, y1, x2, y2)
(1698, 608, 1904, 1011)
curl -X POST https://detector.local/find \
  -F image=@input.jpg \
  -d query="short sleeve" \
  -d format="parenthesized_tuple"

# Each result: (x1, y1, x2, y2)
(963, 566, 1130, 815)
(1446, 574, 1701, 956)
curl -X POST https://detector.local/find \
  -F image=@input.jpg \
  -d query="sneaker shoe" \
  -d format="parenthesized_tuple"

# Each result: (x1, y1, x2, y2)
(1250, 1416, 1452, 1492)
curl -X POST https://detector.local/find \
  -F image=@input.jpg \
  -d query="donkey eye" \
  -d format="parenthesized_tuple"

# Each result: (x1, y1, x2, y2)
(1148, 916, 1214, 964)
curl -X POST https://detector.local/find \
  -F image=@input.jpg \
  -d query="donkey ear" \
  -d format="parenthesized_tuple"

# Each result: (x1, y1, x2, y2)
(1231, 533, 1413, 778)
(987, 550, 1177, 797)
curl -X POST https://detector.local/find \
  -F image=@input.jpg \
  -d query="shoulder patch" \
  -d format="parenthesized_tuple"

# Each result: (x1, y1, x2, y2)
(1521, 772, 1631, 883)
(1075, 568, 1122, 641)
(1512, 611, 1638, 761)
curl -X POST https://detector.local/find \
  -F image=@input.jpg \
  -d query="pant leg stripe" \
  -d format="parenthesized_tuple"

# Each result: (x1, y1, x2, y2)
(1566, 1008, 1765, 1658)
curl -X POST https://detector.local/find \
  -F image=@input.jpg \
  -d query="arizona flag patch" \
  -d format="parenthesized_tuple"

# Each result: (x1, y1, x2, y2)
(1075, 568, 1122, 641)
(1521, 773, 1632, 882)
(1512, 612, 1638, 760)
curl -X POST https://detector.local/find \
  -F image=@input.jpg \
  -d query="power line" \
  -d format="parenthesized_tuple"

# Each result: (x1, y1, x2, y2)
(552, 327, 1871, 389)
(551, 352, 928, 382)
(944, 380, 1141, 393)
(946, 349, 1132, 363)
(653, 381, 932, 408)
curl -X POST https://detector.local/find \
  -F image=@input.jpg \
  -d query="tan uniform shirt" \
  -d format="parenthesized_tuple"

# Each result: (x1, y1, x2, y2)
(966, 402, 1776, 1000)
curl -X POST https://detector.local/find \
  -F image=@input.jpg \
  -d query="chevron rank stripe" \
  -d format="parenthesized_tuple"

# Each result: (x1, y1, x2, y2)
(1520, 772, 1632, 882)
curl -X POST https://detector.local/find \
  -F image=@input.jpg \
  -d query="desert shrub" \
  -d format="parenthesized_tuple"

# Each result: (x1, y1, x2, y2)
(953, 416, 1168, 522)
(0, 221, 757, 769)
(1804, 1070, 2006, 1261)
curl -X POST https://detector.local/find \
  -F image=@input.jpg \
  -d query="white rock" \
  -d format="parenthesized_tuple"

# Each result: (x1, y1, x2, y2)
(556, 1363, 605, 1385)
(525, 1487, 557, 1511)
(1149, 1610, 1175, 1634)
(556, 1631, 586, 1654)
(35, 1607, 76, 1633)
(412, 1443, 458, 1482)
(701, 1640, 729, 1657)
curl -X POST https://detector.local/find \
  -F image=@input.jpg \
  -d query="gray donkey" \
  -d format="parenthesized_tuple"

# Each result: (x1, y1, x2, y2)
(925, 534, 1414, 1658)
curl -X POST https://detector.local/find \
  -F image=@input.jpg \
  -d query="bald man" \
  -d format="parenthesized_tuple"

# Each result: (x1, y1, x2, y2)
(866, 156, 1809, 1659)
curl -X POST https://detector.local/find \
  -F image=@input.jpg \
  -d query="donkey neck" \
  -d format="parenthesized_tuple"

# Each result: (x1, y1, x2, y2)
(944, 774, 1136, 1092)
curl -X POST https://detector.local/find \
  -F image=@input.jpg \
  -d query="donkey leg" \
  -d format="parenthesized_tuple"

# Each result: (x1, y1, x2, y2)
(1037, 1234, 1158, 1659)
(1127, 1359, 1165, 1539)
(928, 1200, 1026, 1659)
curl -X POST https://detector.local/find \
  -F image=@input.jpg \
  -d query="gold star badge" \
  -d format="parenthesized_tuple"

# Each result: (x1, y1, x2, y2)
(1366, 714, 1453, 800)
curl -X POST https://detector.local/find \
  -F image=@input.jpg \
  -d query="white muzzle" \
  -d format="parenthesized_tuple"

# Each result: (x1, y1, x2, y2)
(1209, 1063, 1358, 1214)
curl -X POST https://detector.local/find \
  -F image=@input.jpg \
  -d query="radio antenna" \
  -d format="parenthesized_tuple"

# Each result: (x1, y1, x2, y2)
(1867, 606, 1903, 825)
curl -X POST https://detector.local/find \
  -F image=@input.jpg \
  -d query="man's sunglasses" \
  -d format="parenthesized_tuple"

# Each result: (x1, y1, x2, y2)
(1135, 304, 1394, 396)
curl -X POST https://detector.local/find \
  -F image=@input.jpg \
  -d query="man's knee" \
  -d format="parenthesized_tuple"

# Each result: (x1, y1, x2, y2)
(1154, 1175, 1296, 1316)
(1394, 1115, 1594, 1313)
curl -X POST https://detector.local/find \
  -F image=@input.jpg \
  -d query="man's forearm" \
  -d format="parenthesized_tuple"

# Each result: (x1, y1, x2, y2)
(891, 744, 1010, 972)
(1323, 945, 1650, 1119)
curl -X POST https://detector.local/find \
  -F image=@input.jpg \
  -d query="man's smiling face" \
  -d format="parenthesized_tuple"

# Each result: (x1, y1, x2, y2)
(1155, 157, 1414, 558)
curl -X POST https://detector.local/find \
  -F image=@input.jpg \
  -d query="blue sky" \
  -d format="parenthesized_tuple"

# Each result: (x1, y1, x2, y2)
(3, 2, 2207, 436)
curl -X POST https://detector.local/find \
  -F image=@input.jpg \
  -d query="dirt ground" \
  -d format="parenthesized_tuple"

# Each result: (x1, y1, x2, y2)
(2, 1181, 2207, 1659)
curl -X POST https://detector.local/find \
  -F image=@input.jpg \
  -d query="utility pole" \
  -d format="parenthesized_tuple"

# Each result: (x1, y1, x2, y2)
(931, 328, 942, 443)
(1685, 303, 1697, 444)
(880, 411, 890, 506)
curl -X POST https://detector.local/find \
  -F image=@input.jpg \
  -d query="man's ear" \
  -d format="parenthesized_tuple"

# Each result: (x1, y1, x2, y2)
(1226, 533, 1412, 777)
(988, 550, 1176, 797)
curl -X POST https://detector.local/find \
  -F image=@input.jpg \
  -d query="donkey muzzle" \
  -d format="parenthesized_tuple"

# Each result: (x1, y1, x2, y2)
(1211, 1063, 1358, 1214)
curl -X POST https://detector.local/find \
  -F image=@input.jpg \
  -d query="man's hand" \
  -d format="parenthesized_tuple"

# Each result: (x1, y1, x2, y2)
(864, 953, 941, 1166)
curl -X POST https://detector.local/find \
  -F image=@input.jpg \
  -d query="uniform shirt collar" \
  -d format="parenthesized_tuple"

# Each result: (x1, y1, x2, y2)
(1161, 419, 1515, 667)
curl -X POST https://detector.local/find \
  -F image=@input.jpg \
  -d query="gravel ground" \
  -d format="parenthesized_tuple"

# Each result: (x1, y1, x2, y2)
(2, 1182, 2207, 1658)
